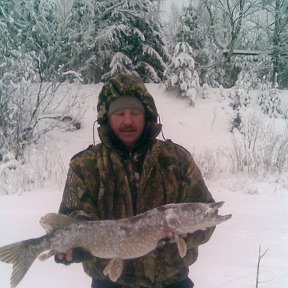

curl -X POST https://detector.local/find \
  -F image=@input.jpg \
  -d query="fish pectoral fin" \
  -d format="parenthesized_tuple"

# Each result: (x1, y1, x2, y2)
(176, 235, 187, 258)
(40, 213, 77, 233)
(103, 258, 123, 282)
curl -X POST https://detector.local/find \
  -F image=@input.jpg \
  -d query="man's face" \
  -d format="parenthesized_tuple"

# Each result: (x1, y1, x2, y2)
(109, 108, 145, 148)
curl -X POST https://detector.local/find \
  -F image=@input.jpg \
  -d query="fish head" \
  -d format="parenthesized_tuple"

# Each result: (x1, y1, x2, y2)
(163, 202, 231, 234)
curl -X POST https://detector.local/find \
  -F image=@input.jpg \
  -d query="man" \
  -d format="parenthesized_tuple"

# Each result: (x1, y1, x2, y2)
(56, 73, 215, 288)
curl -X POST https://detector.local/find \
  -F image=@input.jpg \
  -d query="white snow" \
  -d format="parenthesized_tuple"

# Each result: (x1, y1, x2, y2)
(0, 83, 288, 288)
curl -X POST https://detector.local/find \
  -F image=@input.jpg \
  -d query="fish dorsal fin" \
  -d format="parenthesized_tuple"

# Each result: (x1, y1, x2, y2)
(40, 213, 77, 233)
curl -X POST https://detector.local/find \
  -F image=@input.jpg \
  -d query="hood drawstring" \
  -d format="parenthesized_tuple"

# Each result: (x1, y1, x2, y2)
(93, 119, 98, 145)
(157, 114, 168, 142)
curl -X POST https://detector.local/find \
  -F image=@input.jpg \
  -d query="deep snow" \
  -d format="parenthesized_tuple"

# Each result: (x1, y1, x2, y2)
(0, 84, 287, 288)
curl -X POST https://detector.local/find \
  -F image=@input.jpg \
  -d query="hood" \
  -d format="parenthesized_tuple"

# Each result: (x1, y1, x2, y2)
(97, 73, 159, 126)
(96, 74, 162, 151)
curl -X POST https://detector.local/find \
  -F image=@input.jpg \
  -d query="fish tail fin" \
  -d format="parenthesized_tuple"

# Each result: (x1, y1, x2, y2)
(0, 237, 47, 288)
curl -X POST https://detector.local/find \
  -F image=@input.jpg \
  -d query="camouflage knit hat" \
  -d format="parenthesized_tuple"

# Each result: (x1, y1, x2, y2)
(97, 73, 158, 126)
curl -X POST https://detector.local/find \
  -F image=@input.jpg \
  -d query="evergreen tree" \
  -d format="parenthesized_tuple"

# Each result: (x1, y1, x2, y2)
(0, 48, 38, 159)
(21, 0, 63, 80)
(102, 52, 138, 81)
(0, 0, 70, 82)
(0, 0, 83, 159)
(175, 3, 222, 86)
(269, 0, 288, 88)
(60, 1, 106, 83)
(1, 0, 87, 82)
(97, 0, 169, 82)
(165, 42, 200, 103)
(0, 1, 29, 55)
(65, 0, 105, 83)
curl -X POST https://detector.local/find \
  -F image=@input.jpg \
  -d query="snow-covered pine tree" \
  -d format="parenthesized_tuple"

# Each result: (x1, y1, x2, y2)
(0, 0, 84, 159)
(164, 42, 200, 105)
(175, 3, 222, 86)
(96, 0, 169, 82)
(102, 52, 139, 81)
(262, 0, 288, 88)
(0, 1, 35, 158)
(1, 0, 71, 82)
(65, 0, 105, 83)
(0, 47, 39, 159)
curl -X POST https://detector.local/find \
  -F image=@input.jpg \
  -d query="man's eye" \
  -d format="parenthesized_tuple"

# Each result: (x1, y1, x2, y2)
(131, 111, 140, 116)
(115, 111, 125, 116)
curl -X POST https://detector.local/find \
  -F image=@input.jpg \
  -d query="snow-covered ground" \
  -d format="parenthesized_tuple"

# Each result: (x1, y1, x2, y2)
(0, 84, 287, 287)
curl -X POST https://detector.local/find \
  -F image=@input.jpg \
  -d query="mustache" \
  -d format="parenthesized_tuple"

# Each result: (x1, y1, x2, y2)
(119, 125, 137, 132)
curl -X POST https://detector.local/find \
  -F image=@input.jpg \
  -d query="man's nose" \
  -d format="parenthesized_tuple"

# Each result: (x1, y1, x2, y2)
(122, 113, 133, 124)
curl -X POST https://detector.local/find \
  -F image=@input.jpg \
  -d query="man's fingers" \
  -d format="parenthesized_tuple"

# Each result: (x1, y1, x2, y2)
(56, 253, 65, 261)
(163, 230, 188, 243)
(164, 230, 175, 240)
(55, 250, 73, 263)
(65, 249, 73, 262)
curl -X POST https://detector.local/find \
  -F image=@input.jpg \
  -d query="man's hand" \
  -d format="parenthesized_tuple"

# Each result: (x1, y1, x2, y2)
(55, 248, 87, 265)
(157, 230, 188, 249)
(162, 230, 188, 258)
(55, 249, 73, 265)
(163, 230, 187, 243)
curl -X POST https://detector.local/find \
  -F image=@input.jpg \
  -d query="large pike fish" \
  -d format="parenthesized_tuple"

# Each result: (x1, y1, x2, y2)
(0, 201, 231, 287)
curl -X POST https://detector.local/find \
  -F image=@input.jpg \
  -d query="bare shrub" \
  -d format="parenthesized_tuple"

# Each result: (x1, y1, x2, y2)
(0, 144, 67, 195)
(0, 50, 86, 194)
(230, 110, 288, 175)
(0, 50, 84, 160)
(194, 149, 223, 179)
(258, 86, 283, 119)
(255, 246, 270, 288)
(2, 80, 84, 158)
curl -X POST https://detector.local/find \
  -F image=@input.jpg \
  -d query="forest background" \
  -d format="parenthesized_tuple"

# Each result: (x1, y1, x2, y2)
(0, 0, 287, 189)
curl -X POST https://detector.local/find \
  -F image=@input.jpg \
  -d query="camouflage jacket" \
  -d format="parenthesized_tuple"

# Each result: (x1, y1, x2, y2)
(58, 74, 215, 287)
(59, 138, 215, 287)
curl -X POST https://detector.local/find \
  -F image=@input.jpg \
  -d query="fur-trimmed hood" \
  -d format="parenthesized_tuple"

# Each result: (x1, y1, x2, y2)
(97, 73, 159, 126)
(96, 74, 162, 149)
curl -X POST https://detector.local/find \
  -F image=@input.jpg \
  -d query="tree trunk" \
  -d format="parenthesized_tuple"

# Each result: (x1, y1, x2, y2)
(271, 0, 281, 87)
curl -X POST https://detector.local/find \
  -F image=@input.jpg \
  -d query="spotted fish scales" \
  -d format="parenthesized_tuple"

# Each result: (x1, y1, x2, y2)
(0, 201, 231, 287)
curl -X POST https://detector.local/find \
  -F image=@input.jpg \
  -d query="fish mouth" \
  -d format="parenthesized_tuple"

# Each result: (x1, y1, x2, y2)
(207, 201, 224, 217)
(209, 202, 232, 222)
(216, 213, 232, 221)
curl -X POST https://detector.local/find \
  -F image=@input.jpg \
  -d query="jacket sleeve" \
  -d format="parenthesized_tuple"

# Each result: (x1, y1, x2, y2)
(56, 157, 103, 264)
(58, 159, 99, 218)
(175, 144, 215, 250)
(58, 166, 85, 215)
